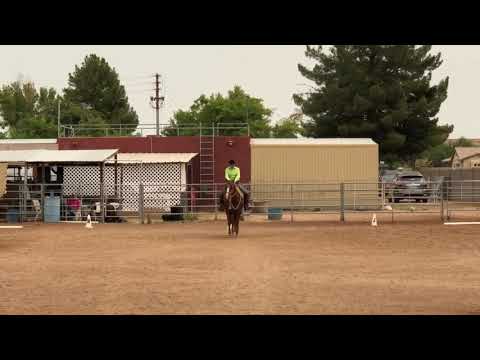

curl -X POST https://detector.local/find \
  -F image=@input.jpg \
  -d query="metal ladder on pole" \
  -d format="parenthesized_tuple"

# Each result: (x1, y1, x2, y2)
(199, 123, 215, 193)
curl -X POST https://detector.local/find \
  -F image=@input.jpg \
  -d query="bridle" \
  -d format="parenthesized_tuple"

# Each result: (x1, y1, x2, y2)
(225, 183, 243, 211)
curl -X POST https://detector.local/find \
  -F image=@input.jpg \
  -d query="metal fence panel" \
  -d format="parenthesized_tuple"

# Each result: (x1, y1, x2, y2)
(1, 180, 479, 224)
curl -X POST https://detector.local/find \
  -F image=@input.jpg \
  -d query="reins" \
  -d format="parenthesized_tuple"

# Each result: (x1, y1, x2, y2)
(226, 185, 243, 211)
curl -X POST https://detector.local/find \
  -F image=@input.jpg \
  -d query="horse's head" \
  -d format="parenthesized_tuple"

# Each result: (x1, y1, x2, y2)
(226, 181, 236, 194)
(224, 181, 241, 208)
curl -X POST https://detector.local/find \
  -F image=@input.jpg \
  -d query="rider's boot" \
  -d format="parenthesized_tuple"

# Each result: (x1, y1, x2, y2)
(244, 194, 250, 212)
(218, 191, 225, 211)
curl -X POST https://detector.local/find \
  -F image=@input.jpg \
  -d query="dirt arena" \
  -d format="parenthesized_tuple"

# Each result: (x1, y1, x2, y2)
(1, 217, 480, 314)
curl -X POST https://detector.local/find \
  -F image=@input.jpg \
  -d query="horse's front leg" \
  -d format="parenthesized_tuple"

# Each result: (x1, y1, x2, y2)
(234, 215, 239, 237)
(226, 211, 231, 235)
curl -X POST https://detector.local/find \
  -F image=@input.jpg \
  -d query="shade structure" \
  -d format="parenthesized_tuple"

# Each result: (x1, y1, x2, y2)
(0, 149, 118, 164)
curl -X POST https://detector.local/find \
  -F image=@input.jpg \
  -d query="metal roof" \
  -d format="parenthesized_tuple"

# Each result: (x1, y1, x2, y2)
(106, 153, 198, 164)
(250, 138, 376, 146)
(0, 149, 118, 163)
(0, 139, 57, 144)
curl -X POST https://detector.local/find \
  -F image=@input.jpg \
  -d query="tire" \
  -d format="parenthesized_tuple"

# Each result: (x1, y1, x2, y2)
(394, 198, 400, 203)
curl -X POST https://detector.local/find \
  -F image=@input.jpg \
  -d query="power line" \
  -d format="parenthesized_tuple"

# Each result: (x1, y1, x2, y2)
(123, 81, 156, 87)
(119, 75, 155, 81)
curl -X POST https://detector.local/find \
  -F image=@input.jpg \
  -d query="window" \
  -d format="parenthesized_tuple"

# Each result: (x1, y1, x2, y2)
(472, 160, 480, 168)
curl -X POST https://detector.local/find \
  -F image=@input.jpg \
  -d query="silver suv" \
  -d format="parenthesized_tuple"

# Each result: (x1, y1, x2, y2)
(389, 171, 428, 203)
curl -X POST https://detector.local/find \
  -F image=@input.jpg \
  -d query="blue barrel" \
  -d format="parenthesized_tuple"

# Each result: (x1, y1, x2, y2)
(6, 208, 19, 223)
(267, 207, 283, 220)
(44, 195, 60, 223)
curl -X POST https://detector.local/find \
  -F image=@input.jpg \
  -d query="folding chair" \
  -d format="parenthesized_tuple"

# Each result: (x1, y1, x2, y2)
(32, 199, 41, 221)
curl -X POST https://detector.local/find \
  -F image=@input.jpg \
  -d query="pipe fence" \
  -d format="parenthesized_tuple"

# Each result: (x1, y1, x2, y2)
(1, 180, 480, 224)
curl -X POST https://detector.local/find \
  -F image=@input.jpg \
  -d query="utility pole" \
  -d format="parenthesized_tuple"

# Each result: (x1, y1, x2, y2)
(57, 99, 61, 138)
(150, 73, 165, 136)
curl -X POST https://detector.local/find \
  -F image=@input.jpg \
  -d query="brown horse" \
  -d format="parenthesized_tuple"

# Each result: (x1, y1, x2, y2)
(222, 181, 244, 237)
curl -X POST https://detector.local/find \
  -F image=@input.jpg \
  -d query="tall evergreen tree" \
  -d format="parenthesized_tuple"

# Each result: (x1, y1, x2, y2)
(64, 54, 139, 135)
(294, 45, 453, 166)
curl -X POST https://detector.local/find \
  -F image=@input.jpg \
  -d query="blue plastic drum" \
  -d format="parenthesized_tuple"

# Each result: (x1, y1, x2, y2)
(267, 207, 283, 220)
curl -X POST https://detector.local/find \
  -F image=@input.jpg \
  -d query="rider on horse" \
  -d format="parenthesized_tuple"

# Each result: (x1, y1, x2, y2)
(219, 159, 250, 212)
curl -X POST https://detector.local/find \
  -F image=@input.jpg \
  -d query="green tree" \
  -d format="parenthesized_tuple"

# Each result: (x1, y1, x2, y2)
(164, 86, 272, 137)
(452, 137, 473, 147)
(0, 81, 59, 138)
(294, 45, 453, 166)
(271, 112, 304, 138)
(58, 100, 110, 137)
(422, 143, 455, 167)
(64, 54, 139, 135)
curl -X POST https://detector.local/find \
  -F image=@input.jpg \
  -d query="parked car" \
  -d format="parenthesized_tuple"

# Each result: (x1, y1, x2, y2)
(379, 170, 399, 197)
(388, 171, 429, 203)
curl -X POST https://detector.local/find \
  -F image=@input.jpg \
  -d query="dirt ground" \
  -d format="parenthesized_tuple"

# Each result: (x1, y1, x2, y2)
(1, 218, 480, 314)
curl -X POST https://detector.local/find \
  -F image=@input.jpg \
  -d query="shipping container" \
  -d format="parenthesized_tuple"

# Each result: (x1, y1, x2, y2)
(250, 138, 379, 210)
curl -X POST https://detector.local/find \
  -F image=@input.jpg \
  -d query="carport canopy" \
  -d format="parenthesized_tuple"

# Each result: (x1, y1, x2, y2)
(0, 149, 119, 197)
(105, 152, 197, 164)
(0, 149, 118, 165)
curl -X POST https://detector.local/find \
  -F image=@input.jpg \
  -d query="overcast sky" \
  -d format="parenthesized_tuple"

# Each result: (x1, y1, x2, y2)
(0, 45, 476, 138)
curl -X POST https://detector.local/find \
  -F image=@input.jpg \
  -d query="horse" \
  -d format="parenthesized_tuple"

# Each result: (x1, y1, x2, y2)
(222, 181, 244, 237)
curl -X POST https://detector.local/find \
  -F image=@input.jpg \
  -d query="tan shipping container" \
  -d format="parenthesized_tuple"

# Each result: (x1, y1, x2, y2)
(250, 138, 379, 210)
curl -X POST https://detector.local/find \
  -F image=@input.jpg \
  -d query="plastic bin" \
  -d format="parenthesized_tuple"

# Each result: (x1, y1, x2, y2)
(267, 207, 283, 220)
(44, 194, 60, 223)
(6, 208, 19, 223)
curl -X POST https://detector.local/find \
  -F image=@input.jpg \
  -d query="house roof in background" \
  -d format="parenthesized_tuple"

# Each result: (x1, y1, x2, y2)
(454, 147, 480, 160)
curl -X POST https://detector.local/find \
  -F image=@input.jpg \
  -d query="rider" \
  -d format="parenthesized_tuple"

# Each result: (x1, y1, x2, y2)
(219, 159, 250, 211)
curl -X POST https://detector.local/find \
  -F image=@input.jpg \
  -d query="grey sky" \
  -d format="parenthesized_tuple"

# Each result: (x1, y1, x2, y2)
(0, 45, 476, 137)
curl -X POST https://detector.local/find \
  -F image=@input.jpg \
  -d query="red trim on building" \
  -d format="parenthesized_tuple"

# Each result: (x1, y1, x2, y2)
(58, 136, 251, 184)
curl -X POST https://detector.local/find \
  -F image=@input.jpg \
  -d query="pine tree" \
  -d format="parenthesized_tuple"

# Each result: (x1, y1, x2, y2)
(64, 54, 138, 135)
(294, 45, 453, 166)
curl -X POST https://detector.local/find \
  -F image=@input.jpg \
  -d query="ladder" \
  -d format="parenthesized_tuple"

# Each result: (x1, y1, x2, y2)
(199, 124, 215, 186)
